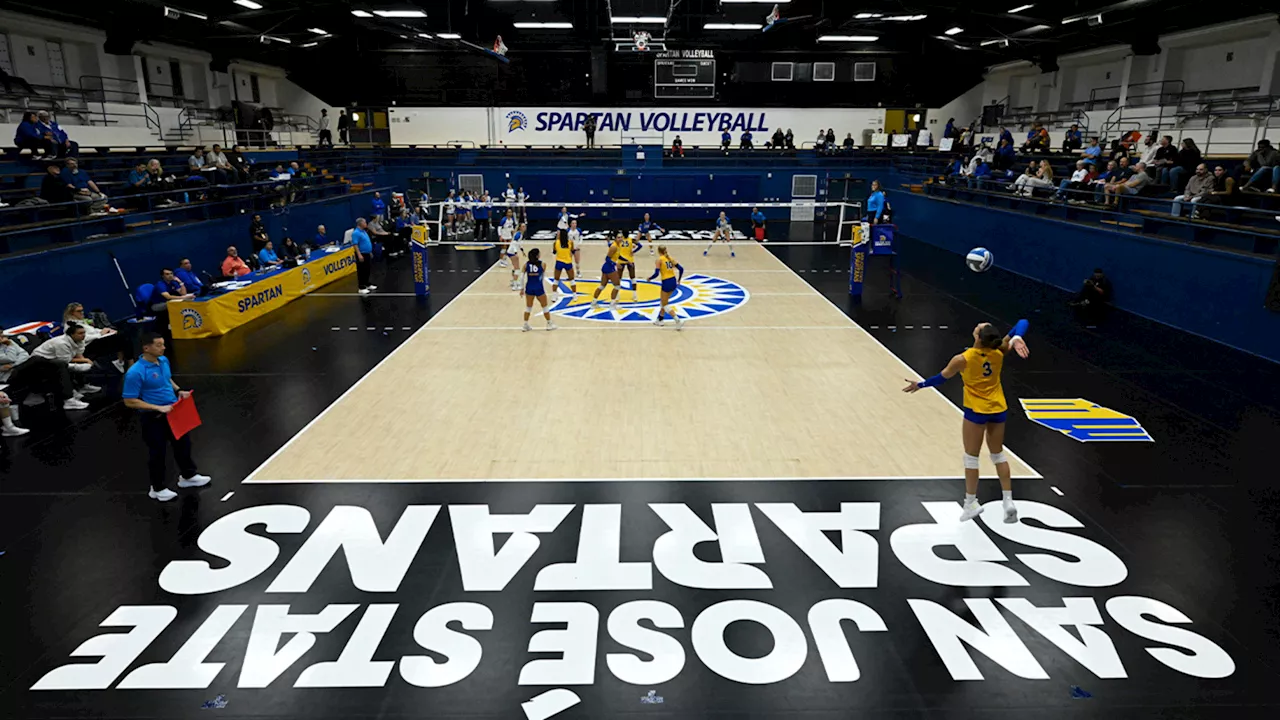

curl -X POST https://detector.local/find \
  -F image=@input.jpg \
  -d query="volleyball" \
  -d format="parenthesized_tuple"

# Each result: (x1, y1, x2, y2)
(966, 247, 994, 273)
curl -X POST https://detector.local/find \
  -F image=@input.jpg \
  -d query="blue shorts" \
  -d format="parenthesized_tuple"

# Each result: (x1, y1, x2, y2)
(661, 277, 678, 294)
(555, 261, 574, 273)
(601, 261, 617, 275)
(525, 285, 545, 297)
(964, 408, 1007, 425)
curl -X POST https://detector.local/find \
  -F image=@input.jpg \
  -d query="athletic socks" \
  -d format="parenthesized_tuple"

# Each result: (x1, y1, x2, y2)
(964, 493, 977, 505)
(1002, 490, 1013, 501)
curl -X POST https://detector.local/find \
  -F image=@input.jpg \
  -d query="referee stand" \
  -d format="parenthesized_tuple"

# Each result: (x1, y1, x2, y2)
(850, 223, 902, 300)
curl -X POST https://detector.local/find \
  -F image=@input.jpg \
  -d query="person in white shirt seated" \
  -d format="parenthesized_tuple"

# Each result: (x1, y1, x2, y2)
(63, 302, 128, 373)
(24, 323, 97, 410)
(0, 333, 31, 435)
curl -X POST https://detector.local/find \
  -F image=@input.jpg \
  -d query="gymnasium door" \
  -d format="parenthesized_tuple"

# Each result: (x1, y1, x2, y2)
(828, 177, 869, 203)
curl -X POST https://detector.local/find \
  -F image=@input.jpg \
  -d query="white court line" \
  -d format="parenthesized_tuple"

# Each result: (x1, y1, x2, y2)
(1051, 486, 1064, 496)
(461, 291, 818, 297)
(220, 491, 235, 502)
(247, 474, 1043, 485)
(242, 264, 498, 484)
(309, 292, 420, 298)
(754, 245, 1045, 480)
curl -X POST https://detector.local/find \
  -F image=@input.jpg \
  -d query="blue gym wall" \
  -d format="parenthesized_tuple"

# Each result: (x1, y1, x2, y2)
(0, 188, 389, 326)
(890, 189, 1280, 362)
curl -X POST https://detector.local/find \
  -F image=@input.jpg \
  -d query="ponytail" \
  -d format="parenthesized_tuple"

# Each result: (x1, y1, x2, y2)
(558, 230, 568, 250)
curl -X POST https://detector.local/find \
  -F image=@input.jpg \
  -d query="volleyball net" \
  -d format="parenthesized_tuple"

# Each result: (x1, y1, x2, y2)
(416, 200, 865, 246)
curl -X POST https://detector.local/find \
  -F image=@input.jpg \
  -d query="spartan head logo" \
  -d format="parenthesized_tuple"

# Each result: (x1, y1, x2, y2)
(180, 308, 203, 330)
(506, 111, 528, 133)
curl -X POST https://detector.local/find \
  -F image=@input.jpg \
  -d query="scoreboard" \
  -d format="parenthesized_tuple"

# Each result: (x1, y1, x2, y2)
(654, 50, 716, 99)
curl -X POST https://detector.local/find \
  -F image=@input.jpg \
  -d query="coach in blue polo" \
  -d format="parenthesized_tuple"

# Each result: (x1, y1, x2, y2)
(352, 217, 375, 295)
(122, 332, 210, 502)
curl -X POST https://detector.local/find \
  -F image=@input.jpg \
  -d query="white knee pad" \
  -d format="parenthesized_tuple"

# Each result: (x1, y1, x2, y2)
(963, 453, 981, 469)
(990, 451, 1008, 465)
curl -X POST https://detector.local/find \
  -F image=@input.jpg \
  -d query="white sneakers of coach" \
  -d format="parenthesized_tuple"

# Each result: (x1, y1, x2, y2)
(63, 398, 89, 410)
(149, 488, 178, 502)
(177, 473, 212, 488)
(959, 499, 1019, 523)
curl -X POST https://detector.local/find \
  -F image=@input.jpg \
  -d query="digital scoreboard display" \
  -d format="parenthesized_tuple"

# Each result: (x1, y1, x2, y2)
(654, 50, 716, 99)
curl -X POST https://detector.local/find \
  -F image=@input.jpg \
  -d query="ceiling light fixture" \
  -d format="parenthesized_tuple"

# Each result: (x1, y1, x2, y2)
(166, 6, 209, 20)
(855, 13, 883, 19)
(945, 27, 962, 35)
(262, 34, 290, 44)
(1008, 4, 1034, 12)
(704, 23, 763, 30)
(437, 32, 460, 39)
(513, 22, 573, 29)
(233, 0, 263, 9)
(885, 15, 927, 21)
(351, 10, 372, 17)
(373, 10, 427, 18)
(1021, 24, 1051, 33)
(300, 41, 318, 47)
(417, 32, 432, 39)
(980, 38, 1010, 47)
(818, 35, 879, 42)
(308, 27, 328, 34)
(610, 16, 667, 24)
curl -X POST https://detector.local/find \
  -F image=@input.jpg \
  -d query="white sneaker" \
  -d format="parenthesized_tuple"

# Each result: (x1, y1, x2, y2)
(1003, 500, 1018, 524)
(63, 398, 89, 410)
(589, 301, 599, 312)
(546, 321, 558, 331)
(149, 487, 178, 502)
(177, 473, 211, 488)
(522, 322, 532, 332)
(112, 359, 125, 373)
(69, 362, 92, 373)
(369, 285, 378, 290)
(81, 384, 102, 394)
(610, 301, 619, 313)
(675, 316, 685, 331)
(358, 287, 371, 295)
(959, 500, 984, 522)
(2, 425, 30, 437)
(652, 318, 664, 326)
(23, 394, 46, 406)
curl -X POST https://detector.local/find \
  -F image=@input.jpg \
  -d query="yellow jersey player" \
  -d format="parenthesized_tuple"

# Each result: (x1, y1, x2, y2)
(902, 319, 1030, 523)
(615, 231, 643, 301)
(551, 227, 577, 303)
(647, 245, 685, 330)
(589, 233, 625, 313)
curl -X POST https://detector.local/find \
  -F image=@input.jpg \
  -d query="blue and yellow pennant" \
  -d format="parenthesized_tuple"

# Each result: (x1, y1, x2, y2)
(1020, 399, 1154, 443)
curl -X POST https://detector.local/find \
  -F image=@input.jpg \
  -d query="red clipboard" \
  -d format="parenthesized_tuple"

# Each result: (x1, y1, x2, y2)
(167, 393, 202, 439)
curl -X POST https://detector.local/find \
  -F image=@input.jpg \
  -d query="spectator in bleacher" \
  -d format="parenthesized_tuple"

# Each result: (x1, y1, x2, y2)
(207, 144, 236, 184)
(249, 214, 269, 252)
(228, 146, 252, 180)
(372, 191, 387, 220)
(1082, 137, 1102, 165)
(125, 161, 152, 206)
(1020, 124, 1049, 153)
(1171, 163, 1214, 218)
(61, 158, 108, 216)
(63, 302, 128, 373)
(1062, 124, 1083, 153)
(998, 126, 1013, 147)
(26, 323, 95, 411)
(1241, 139, 1280, 193)
(145, 159, 180, 206)
(174, 259, 204, 295)
(721, 130, 732, 152)
(993, 139, 1015, 174)
(1102, 161, 1150, 208)
(944, 154, 966, 183)
(315, 224, 329, 247)
(583, 114, 597, 149)
(1055, 160, 1092, 201)
(149, 268, 194, 314)
(969, 156, 992, 189)
(671, 135, 685, 158)
(865, 180, 887, 224)
(353, 217, 374, 294)
(188, 146, 219, 184)
(825, 129, 836, 149)
(770, 128, 785, 150)
(14, 111, 54, 156)
(257, 241, 283, 268)
(1137, 135, 1160, 167)
(1114, 155, 1134, 179)
(944, 118, 956, 140)
(1088, 160, 1120, 204)
(1150, 136, 1178, 185)
(317, 108, 333, 147)
(35, 110, 77, 159)
(39, 162, 72, 205)
(843, 133, 855, 152)
(221, 246, 251, 278)
(740, 130, 754, 150)
(784, 129, 795, 150)
(1168, 138, 1201, 192)
(814, 129, 827, 153)
(1011, 160, 1054, 197)
(1197, 164, 1239, 219)
(338, 110, 351, 144)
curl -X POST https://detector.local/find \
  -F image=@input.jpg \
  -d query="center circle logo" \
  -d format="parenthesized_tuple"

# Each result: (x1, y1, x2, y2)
(548, 274, 749, 323)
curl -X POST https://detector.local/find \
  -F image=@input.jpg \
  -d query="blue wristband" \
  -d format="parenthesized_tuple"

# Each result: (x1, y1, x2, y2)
(917, 374, 947, 389)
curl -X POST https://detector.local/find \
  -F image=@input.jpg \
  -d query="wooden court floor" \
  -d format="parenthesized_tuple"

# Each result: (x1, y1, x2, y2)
(247, 241, 1038, 482)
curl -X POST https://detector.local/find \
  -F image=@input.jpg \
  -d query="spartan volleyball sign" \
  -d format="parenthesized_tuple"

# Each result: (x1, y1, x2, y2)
(31, 500, 1235, 718)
